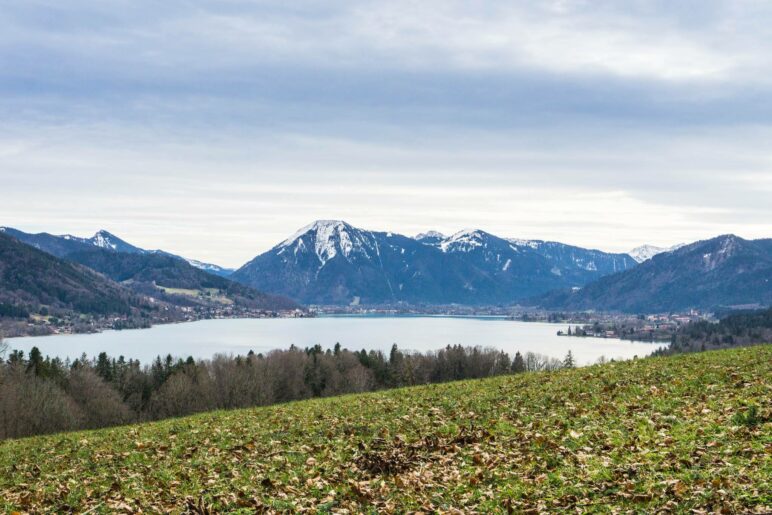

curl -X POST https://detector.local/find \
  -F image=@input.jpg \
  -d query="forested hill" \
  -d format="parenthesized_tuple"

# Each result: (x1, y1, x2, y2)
(660, 307, 772, 355)
(0, 232, 143, 317)
(534, 234, 772, 312)
(66, 249, 299, 310)
(0, 228, 299, 312)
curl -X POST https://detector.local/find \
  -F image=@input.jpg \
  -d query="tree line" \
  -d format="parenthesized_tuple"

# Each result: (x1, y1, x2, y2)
(0, 338, 577, 440)
(653, 307, 772, 356)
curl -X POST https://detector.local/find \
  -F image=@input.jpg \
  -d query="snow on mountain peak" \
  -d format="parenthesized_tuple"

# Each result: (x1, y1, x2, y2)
(439, 229, 488, 252)
(282, 220, 350, 245)
(91, 230, 119, 250)
(279, 220, 372, 265)
(415, 230, 445, 241)
(627, 244, 684, 263)
(185, 258, 234, 275)
(507, 238, 541, 250)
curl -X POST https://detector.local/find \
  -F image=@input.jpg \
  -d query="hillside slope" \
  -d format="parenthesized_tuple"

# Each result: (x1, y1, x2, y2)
(1, 346, 769, 512)
(67, 249, 299, 310)
(0, 232, 142, 316)
(535, 234, 772, 312)
(1, 228, 297, 311)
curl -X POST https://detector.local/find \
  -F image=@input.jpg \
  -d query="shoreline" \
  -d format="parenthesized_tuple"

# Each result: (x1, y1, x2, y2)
(2, 309, 311, 341)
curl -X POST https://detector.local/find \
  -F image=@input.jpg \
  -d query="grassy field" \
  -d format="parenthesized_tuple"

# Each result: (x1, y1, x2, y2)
(1, 346, 770, 513)
(156, 286, 233, 305)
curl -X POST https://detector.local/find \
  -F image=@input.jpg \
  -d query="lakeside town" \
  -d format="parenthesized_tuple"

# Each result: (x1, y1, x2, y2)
(556, 310, 714, 342)
(0, 304, 310, 339)
(310, 304, 717, 343)
(4, 299, 715, 342)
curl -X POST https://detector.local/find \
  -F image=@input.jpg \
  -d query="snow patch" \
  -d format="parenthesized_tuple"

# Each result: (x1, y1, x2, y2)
(278, 220, 376, 266)
(508, 238, 541, 250)
(414, 230, 445, 240)
(184, 258, 234, 275)
(439, 229, 486, 253)
(628, 243, 684, 263)
(92, 231, 118, 250)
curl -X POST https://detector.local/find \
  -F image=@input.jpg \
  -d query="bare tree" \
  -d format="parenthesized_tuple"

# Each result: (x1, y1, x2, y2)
(68, 367, 132, 429)
(0, 367, 82, 439)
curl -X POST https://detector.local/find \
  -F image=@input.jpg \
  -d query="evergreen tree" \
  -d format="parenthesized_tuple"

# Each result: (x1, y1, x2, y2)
(512, 351, 526, 373)
(96, 352, 113, 381)
(27, 346, 43, 376)
(563, 350, 575, 369)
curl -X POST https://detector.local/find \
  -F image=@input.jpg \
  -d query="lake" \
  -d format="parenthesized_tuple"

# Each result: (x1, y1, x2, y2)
(6, 315, 665, 365)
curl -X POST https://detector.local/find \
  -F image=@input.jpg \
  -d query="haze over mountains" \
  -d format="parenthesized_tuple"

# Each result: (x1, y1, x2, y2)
(2, 222, 770, 314)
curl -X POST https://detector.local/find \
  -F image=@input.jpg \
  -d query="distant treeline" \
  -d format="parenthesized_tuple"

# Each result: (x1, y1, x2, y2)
(0, 340, 578, 440)
(0, 303, 29, 319)
(654, 307, 772, 356)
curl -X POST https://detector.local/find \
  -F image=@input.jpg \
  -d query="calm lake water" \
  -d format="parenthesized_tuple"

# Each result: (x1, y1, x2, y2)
(6, 316, 665, 366)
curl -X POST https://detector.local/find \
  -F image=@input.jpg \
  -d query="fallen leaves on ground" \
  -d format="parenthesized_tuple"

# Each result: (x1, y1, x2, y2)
(1, 346, 770, 513)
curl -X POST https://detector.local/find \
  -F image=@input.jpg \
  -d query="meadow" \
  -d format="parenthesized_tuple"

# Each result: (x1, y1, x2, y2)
(1, 346, 769, 513)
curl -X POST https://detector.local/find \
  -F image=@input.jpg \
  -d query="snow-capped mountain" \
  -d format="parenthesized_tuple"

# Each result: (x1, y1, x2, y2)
(627, 243, 686, 263)
(414, 231, 446, 245)
(1, 227, 232, 277)
(0, 227, 139, 258)
(231, 221, 638, 305)
(75, 230, 146, 254)
(232, 220, 458, 304)
(425, 229, 634, 276)
(183, 258, 234, 277)
(277, 220, 380, 265)
(427, 229, 636, 295)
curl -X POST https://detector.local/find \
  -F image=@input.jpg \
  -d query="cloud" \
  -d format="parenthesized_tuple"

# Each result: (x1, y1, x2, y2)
(0, 0, 771, 265)
(2, 0, 770, 86)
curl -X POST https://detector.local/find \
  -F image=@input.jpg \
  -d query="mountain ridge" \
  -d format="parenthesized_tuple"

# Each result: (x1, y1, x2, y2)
(534, 234, 772, 312)
(231, 220, 638, 305)
(0, 227, 232, 277)
(0, 227, 298, 312)
(0, 232, 146, 318)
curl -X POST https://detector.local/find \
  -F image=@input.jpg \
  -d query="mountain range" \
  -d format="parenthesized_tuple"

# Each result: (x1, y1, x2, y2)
(2, 222, 770, 313)
(627, 243, 685, 264)
(231, 220, 637, 305)
(0, 227, 297, 314)
(0, 227, 233, 277)
(535, 234, 772, 312)
(0, 232, 145, 318)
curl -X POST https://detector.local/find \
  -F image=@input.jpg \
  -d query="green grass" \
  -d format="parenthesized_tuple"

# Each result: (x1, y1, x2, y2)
(157, 286, 233, 305)
(1, 346, 770, 513)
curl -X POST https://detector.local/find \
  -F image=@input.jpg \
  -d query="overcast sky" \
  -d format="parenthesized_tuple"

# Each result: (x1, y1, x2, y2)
(1, 1, 771, 267)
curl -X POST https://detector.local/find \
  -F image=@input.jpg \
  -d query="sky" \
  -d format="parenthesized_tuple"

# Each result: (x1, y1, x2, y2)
(1, 0, 771, 268)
